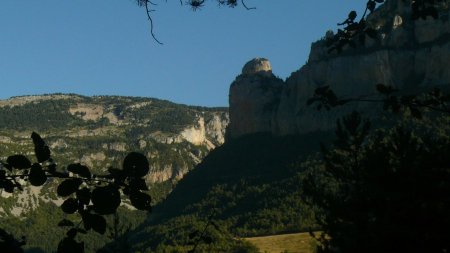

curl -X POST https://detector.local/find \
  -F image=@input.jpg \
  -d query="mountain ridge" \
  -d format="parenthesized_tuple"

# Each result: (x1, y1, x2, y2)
(228, 0, 450, 138)
(0, 93, 229, 217)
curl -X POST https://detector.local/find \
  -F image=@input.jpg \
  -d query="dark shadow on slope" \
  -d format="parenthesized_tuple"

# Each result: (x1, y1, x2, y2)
(150, 131, 333, 223)
(100, 131, 334, 252)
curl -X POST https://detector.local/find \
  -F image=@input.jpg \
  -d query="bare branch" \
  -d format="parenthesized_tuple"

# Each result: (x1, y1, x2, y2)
(145, 0, 163, 45)
(241, 0, 255, 10)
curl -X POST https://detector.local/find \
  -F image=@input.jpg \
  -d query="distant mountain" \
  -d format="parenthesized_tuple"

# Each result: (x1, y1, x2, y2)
(0, 93, 228, 216)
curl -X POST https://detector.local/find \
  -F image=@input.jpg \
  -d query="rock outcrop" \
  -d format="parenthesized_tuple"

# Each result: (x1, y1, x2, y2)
(181, 113, 229, 149)
(228, 58, 284, 138)
(228, 0, 450, 138)
(241, 58, 273, 77)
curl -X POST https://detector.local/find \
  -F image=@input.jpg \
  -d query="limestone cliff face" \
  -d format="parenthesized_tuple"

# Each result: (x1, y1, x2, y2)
(229, 0, 450, 138)
(181, 113, 229, 149)
(147, 113, 228, 183)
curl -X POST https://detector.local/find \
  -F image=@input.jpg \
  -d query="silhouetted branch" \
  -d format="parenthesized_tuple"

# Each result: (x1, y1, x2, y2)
(241, 0, 256, 10)
(188, 209, 216, 253)
(145, 0, 163, 45)
(307, 85, 450, 119)
(5, 173, 113, 185)
(135, 0, 255, 44)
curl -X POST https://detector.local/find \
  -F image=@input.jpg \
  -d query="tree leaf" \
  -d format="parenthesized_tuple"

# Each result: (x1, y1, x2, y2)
(31, 132, 51, 163)
(367, 0, 376, 12)
(61, 198, 78, 214)
(128, 178, 149, 192)
(80, 211, 92, 231)
(348, 10, 357, 21)
(29, 163, 47, 186)
(6, 155, 31, 170)
(67, 228, 78, 239)
(130, 191, 152, 211)
(90, 214, 106, 235)
(76, 188, 91, 205)
(92, 185, 121, 215)
(57, 179, 83, 197)
(123, 152, 149, 178)
(1, 180, 15, 193)
(58, 219, 75, 227)
(67, 163, 91, 179)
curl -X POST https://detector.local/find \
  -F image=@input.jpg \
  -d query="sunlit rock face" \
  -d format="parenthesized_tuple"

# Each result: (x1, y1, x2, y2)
(228, 0, 450, 137)
(242, 58, 273, 77)
(181, 114, 229, 149)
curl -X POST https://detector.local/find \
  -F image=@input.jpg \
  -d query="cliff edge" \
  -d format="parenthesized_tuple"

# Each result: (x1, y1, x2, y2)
(228, 0, 450, 138)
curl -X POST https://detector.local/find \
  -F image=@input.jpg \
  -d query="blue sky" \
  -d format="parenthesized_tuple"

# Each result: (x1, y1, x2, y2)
(0, 0, 359, 106)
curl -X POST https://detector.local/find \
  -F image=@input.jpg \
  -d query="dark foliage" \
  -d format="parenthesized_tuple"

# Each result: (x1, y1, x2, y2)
(0, 228, 25, 253)
(303, 110, 450, 253)
(304, 3, 450, 249)
(327, 0, 447, 53)
(0, 133, 152, 253)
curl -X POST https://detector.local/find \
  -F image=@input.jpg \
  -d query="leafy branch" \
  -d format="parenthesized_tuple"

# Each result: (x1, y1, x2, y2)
(0, 132, 153, 253)
(327, 0, 447, 53)
(187, 209, 216, 253)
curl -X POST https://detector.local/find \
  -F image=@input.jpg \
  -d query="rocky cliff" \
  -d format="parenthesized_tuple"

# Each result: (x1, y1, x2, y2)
(228, 0, 450, 138)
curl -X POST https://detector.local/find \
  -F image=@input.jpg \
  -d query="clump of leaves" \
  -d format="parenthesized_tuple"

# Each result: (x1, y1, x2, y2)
(327, 0, 384, 53)
(327, 0, 446, 53)
(0, 132, 153, 253)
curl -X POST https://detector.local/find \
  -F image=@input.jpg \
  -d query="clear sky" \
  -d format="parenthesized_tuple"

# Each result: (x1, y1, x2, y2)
(0, 0, 360, 107)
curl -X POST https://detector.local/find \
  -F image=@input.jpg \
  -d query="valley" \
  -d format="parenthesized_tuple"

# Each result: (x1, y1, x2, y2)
(1, 1, 450, 252)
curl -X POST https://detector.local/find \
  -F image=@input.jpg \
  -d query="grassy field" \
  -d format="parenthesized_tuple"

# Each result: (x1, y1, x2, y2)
(244, 232, 316, 253)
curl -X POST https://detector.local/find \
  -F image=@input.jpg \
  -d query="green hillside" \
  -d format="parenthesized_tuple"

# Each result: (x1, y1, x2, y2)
(115, 132, 333, 252)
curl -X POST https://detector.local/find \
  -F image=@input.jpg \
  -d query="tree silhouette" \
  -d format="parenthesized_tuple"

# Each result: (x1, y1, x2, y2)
(302, 108, 450, 252)
(302, 1, 450, 252)
(326, 0, 447, 52)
